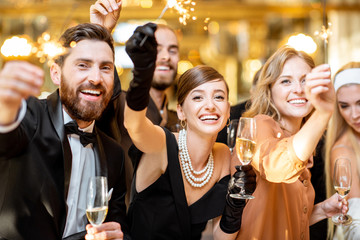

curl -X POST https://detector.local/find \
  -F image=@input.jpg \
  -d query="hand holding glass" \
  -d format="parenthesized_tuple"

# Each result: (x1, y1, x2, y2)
(230, 117, 256, 199)
(332, 158, 352, 225)
(86, 176, 109, 226)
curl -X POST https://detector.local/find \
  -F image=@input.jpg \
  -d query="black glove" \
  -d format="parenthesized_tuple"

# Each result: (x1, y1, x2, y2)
(125, 22, 157, 111)
(220, 165, 256, 234)
(231, 165, 256, 196)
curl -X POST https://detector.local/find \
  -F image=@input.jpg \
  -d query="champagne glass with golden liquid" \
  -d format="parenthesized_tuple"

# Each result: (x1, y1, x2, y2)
(230, 117, 256, 199)
(86, 176, 109, 226)
(332, 158, 352, 225)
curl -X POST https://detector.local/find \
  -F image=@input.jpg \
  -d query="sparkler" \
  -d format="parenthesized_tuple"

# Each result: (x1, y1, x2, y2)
(140, 0, 197, 47)
(35, 32, 68, 66)
(162, 0, 196, 25)
(314, 0, 332, 64)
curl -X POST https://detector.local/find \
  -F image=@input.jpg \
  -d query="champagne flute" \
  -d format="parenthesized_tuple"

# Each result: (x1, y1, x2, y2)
(227, 119, 239, 154)
(332, 158, 352, 225)
(86, 176, 109, 226)
(230, 117, 256, 199)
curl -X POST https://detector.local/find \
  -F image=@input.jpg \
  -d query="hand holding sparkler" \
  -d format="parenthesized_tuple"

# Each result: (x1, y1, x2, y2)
(126, 23, 158, 68)
(90, 0, 122, 33)
(125, 23, 157, 111)
(0, 61, 44, 125)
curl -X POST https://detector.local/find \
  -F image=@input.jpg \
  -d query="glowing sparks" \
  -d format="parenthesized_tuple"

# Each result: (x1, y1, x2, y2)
(314, 23, 332, 43)
(159, 0, 197, 25)
(0, 32, 70, 66)
(314, 22, 332, 63)
(36, 32, 67, 64)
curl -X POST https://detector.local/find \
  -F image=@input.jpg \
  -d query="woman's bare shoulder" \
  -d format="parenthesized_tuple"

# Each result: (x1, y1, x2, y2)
(213, 142, 231, 174)
(332, 132, 355, 158)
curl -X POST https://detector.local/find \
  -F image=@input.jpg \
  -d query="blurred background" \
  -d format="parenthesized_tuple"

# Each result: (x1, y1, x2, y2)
(1, 0, 360, 107)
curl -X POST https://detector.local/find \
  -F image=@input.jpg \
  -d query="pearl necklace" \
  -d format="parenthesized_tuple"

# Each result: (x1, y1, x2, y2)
(178, 129, 214, 188)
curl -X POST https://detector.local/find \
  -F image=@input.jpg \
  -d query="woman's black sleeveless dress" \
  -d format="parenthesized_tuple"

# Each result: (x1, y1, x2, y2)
(128, 128, 230, 240)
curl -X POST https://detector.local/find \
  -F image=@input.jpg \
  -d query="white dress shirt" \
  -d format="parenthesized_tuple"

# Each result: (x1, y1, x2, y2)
(62, 110, 96, 238)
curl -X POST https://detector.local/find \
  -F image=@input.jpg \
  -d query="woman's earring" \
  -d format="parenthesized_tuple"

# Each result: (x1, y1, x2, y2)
(226, 118, 230, 127)
(180, 119, 187, 129)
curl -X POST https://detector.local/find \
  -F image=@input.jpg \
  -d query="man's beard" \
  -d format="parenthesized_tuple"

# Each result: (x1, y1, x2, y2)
(151, 69, 177, 91)
(60, 76, 112, 122)
(151, 80, 173, 91)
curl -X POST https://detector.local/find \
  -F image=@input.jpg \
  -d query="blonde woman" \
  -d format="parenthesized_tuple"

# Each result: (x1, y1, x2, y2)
(236, 46, 347, 240)
(325, 62, 360, 239)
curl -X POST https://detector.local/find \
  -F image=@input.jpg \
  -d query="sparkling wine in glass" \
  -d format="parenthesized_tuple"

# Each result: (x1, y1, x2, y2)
(230, 117, 256, 199)
(332, 158, 352, 225)
(86, 176, 109, 226)
(227, 119, 239, 154)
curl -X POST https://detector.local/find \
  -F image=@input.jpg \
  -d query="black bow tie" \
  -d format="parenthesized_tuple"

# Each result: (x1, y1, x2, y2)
(64, 121, 97, 147)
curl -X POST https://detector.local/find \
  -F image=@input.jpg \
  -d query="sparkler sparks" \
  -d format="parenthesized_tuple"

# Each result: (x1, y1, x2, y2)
(314, 23, 332, 44)
(314, 23, 332, 64)
(159, 0, 197, 25)
(139, 0, 197, 47)
(36, 32, 67, 65)
(1, 32, 70, 66)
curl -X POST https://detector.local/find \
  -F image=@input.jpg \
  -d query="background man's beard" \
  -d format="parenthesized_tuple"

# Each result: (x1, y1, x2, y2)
(151, 81, 172, 91)
(60, 80, 111, 122)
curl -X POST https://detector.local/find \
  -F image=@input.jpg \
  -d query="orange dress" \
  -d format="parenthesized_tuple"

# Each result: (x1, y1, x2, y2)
(236, 115, 315, 240)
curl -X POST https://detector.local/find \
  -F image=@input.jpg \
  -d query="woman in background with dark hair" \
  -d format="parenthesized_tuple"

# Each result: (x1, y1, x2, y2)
(123, 23, 256, 240)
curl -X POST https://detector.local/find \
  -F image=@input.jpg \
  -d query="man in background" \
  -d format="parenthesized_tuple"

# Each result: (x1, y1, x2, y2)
(90, 0, 180, 204)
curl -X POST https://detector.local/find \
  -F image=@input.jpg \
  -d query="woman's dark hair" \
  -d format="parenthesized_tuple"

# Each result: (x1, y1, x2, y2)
(177, 65, 229, 106)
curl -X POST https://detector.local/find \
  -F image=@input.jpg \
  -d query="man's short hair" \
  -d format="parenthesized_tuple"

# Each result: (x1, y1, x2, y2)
(55, 23, 114, 67)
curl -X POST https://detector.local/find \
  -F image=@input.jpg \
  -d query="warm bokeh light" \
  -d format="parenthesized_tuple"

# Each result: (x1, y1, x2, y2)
(246, 59, 262, 72)
(243, 59, 262, 88)
(70, 41, 77, 48)
(208, 21, 219, 35)
(1, 36, 32, 57)
(177, 60, 193, 75)
(42, 33, 51, 42)
(287, 33, 317, 54)
(140, 0, 153, 8)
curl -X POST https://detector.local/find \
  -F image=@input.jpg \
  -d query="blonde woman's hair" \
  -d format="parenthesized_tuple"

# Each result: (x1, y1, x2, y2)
(324, 61, 360, 239)
(243, 45, 315, 122)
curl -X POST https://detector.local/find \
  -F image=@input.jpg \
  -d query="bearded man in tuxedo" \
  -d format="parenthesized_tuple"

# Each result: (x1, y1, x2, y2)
(0, 23, 129, 240)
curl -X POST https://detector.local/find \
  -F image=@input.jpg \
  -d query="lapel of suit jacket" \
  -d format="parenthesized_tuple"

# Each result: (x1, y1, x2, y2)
(93, 128, 108, 178)
(46, 90, 71, 234)
(47, 90, 72, 199)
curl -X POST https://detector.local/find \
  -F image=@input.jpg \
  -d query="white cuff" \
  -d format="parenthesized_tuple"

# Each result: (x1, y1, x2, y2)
(0, 99, 27, 133)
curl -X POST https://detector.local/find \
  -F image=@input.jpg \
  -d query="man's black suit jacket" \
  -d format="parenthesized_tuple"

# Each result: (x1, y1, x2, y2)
(0, 90, 128, 240)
